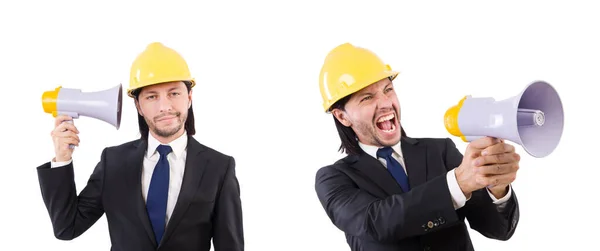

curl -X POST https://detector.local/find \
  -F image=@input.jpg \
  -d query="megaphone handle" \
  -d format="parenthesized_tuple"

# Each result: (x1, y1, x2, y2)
(464, 135, 485, 142)
(464, 135, 506, 143)
(56, 112, 79, 149)
(62, 120, 76, 149)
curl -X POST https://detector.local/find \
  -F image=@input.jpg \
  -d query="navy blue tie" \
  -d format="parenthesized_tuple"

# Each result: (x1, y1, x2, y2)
(377, 147, 411, 192)
(146, 144, 172, 244)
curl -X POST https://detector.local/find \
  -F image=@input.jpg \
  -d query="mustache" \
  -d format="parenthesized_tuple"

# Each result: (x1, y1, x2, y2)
(154, 112, 180, 122)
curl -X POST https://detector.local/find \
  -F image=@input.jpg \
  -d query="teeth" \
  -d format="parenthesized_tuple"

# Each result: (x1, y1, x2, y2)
(377, 113, 395, 123)
(382, 123, 396, 133)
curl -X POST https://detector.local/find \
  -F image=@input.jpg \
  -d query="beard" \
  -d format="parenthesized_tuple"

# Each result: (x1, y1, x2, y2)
(354, 121, 395, 147)
(146, 111, 187, 138)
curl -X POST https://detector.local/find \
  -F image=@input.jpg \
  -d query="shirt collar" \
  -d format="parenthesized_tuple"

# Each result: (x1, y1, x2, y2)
(358, 140, 403, 160)
(146, 131, 188, 159)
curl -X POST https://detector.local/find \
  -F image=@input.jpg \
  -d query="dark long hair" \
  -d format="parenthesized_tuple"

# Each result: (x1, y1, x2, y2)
(131, 81, 196, 140)
(329, 94, 407, 156)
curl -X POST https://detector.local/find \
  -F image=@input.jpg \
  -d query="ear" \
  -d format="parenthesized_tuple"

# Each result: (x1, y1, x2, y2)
(332, 108, 352, 127)
(188, 89, 193, 108)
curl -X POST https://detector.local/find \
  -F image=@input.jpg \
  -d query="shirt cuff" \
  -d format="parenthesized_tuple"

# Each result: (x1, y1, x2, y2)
(486, 185, 513, 204)
(447, 169, 471, 210)
(51, 158, 72, 168)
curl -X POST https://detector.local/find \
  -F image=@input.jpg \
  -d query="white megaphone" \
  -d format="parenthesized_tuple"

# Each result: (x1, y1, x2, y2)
(444, 81, 564, 158)
(41, 84, 123, 148)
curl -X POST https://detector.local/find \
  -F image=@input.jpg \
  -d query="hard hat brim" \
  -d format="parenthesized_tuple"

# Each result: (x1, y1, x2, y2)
(127, 78, 196, 98)
(323, 70, 399, 113)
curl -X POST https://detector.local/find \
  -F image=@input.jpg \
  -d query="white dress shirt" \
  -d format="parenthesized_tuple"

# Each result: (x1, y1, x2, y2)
(358, 141, 512, 210)
(50, 131, 189, 225)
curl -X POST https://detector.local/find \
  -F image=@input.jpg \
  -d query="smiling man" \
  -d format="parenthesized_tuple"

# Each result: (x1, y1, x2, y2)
(314, 43, 521, 251)
(36, 42, 244, 251)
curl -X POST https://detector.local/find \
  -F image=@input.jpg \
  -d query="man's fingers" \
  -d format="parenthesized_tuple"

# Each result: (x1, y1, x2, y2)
(469, 137, 501, 150)
(65, 137, 79, 147)
(53, 131, 80, 142)
(476, 172, 517, 187)
(54, 115, 73, 127)
(476, 162, 519, 175)
(54, 122, 79, 134)
(473, 152, 519, 166)
(482, 143, 515, 156)
(59, 138, 79, 150)
(468, 150, 480, 159)
(54, 122, 69, 133)
(61, 122, 79, 134)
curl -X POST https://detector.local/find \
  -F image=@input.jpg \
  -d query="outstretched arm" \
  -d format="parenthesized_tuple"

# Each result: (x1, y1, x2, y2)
(444, 138, 519, 240)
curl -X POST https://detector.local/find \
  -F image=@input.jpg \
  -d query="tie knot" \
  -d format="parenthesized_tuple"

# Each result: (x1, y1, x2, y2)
(376, 146, 394, 158)
(156, 144, 172, 157)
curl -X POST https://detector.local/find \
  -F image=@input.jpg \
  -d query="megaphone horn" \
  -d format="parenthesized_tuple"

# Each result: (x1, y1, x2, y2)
(42, 84, 123, 148)
(444, 81, 564, 158)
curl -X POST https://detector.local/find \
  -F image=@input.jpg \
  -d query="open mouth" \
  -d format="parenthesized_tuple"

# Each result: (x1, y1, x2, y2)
(375, 113, 397, 133)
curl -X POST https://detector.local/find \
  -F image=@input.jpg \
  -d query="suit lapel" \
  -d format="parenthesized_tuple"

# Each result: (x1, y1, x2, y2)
(158, 136, 208, 248)
(128, 139, 158, 246)
(349, 152, 404, 196)
(400, 137, 428, 189)
(347, 136, 429, 195)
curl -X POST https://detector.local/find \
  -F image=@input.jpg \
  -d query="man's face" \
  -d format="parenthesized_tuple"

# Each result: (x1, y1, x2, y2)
(135, 81, 191, 140)
(333, 78, 401, 147)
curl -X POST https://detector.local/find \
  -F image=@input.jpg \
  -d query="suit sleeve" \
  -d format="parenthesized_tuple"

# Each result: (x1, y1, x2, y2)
(213, 156, 244, 251)
(36, 148, 107, 240)
(315, 164, 461, 243)
(443, 138, 520, 240)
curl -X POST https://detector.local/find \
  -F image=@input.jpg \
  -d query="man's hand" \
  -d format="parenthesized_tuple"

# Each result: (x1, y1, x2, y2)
(51, 115, 80, 162)
(455, 137, 520, 198)
(476, 139, 520, 198)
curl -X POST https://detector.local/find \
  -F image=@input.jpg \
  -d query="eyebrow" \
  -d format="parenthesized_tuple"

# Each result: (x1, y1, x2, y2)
(357, 83, 393, 97)
(143, 87, 183, 95)
(356, 91, 373, 98)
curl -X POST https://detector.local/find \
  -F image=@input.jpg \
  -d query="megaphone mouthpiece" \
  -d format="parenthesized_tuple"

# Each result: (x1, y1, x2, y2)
(42, 86, 62, 116)
(444, 81, 564, 158)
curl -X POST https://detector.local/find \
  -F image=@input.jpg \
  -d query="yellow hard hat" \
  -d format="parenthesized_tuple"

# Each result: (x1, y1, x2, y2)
(127, 42, 196, 98)
(319, 43, 399, 112)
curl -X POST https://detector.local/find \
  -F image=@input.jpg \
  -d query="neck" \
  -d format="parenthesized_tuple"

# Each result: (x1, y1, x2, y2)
(358, 141, 383, 148)
(357, 138, 401, 148)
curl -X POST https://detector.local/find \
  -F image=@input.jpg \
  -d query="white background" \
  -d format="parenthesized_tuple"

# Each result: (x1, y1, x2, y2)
(0, 0, 597, 250)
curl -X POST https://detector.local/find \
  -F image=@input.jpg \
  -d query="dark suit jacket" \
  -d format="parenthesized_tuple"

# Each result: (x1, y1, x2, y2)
(315, 136, 519, 251)
(36, 135, 244, 251)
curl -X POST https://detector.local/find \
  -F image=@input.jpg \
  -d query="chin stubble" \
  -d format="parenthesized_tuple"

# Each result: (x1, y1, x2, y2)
(147, 112, 187, 138)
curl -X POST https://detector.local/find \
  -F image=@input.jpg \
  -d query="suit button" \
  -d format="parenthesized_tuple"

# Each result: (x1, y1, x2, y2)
(427, 221, 434, 228)
(438, 217, 446, 224)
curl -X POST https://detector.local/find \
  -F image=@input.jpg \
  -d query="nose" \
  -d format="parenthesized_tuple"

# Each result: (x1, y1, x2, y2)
(377, 93, 394, 110)
(157, 95, 173, 113)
